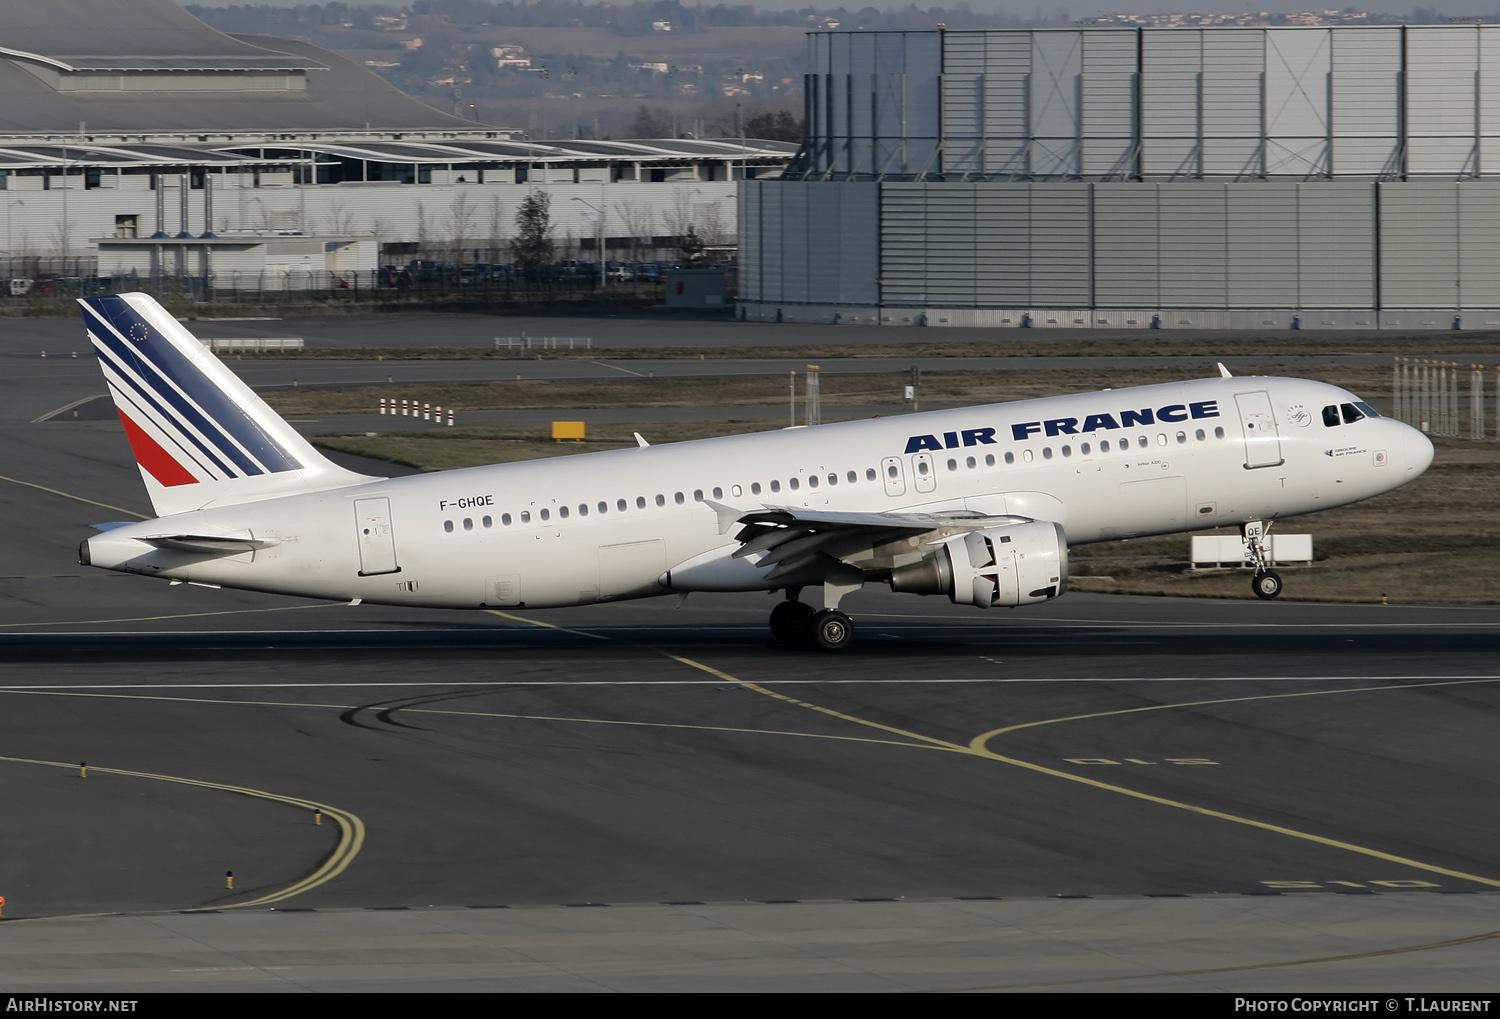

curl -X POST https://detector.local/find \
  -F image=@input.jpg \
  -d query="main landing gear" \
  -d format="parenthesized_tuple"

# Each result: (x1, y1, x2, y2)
(769, 588, 856, 651)
(1243, 520, 1283, 601)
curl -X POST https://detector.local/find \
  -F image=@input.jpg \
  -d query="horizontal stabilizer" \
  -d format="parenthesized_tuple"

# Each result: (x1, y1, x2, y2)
(141, 533, 280, 554)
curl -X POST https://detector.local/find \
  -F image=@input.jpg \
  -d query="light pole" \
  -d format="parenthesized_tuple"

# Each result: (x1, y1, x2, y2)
(571, 196, 605, 286)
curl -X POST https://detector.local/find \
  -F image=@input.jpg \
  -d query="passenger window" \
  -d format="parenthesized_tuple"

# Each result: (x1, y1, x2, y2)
(578, 504, 588, 516)
(655, 494, 665, 506)
(1214, 426, 1225, 439)
(751, 482, 762, 495)
(1341, 403, 1363, 424)
(636, 496, 646, 509)
(789, 478, 799, 490)
(520, 511, 530, 523)
(917, 461, 929, 476)
(713, 487, 723, 499)
(1061, 446, 1072, 458)
(1022, 450, 1033, 463)
(693, 489, 703, 501)
(1138, 435, 1149, 448)
(462, 518, 473, 531)
(946, 458, 957, 471)
(1195, 429, 1205, 441)
(866, 468, 877, 481)
(482, 515, 492, 528)
(886, 465, 897, 478)
(1004, 451, 1015, 464)
(808, 476, 818, 489)
(1176, 431, 1186, 444)
(1079, 444, 1089, 455)
(846, 471, 856, 483)
(502, 513, 512, 525)
(732, 485, 743, 497)
(443, 520, 454, 533)
(598, 502, 607, 514)
(674, 492, 685, 504)
(985, 454, 995, 466)
(559, 506, 569, 518)
(1322, 405, 1340, 427)
(830, 473, 839, 485)
(1100, 440, 1110, 452)
(539, 509, 550, 521)
(617, 499, 626, 511)
(1042, 447, 1053, 460)
(1157, 433, 1167, 446)
(966, 456, 976, 468)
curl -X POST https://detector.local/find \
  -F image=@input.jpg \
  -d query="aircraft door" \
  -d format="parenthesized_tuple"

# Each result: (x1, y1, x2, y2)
(1234, 391, 1284, 469)
(910, 452, 937, 493)
(354, 497, 401, 576)
(880, 456, 906, 497)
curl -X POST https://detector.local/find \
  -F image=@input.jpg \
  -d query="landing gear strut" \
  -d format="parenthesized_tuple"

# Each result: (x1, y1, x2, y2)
(1243, 520, 1282, 600)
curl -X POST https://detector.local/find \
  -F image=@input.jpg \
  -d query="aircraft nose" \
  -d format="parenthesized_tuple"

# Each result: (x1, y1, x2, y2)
(1403, 423, 1435, 477)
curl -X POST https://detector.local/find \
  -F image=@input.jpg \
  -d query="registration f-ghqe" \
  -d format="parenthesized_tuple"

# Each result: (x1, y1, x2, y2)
(78, 294, 1434, 650)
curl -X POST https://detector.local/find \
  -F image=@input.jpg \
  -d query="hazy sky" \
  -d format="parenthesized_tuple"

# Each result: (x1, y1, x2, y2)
(177, 1, 1500, 20)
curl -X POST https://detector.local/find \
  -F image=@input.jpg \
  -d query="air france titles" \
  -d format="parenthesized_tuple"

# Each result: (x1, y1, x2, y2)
(903, 401, 1221, 454)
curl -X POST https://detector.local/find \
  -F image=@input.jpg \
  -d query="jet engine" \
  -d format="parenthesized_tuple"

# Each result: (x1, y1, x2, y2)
(888, 520, 1068, 607)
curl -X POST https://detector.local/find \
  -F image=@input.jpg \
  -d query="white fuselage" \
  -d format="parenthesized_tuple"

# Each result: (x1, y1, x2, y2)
(84, 376, 1433, 610)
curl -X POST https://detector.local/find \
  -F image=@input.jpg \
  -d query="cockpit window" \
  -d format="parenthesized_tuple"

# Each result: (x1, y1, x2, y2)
(1322, 405, 1340, 427)
(1354, 401, 1380, 419)
(1340, 402, 1364, 424)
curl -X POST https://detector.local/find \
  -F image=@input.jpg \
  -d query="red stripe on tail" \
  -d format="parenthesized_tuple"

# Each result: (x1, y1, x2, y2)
(116, 409, 199, 488)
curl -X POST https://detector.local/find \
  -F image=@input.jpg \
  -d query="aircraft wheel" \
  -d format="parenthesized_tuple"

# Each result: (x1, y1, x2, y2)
(769, 600, 816, 645)
(812, 609, 855, 651)
(1252, 570, 1283, 600)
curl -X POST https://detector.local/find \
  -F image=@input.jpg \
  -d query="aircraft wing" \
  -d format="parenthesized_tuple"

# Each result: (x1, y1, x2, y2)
(722, 503, 1028, 583)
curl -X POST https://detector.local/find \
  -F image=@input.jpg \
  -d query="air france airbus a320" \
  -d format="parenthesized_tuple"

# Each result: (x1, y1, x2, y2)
(77, 294, 1435, 650)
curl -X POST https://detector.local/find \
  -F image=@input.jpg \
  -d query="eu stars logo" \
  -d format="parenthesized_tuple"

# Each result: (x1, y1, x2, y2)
(129, 322, 149, 344)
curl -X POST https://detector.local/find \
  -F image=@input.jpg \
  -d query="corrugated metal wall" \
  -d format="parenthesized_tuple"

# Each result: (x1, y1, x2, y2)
(743, 178, 1500, 311)
(801, 25, 1500, 182)
(741, 181, 878, 306)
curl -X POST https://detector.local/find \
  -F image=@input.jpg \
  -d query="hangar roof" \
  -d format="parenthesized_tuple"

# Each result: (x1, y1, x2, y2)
(0, 0, 319, 71)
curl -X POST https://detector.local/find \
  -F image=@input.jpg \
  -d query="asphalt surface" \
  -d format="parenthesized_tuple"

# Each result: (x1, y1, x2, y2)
(2, 317, 1499, 991)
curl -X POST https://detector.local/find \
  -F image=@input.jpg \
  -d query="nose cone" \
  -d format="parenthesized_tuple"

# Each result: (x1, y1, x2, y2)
(1404, 423, 1435, 478)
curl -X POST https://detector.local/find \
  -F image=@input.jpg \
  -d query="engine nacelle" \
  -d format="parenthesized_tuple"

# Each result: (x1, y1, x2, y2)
(888, 521, 1068, 608)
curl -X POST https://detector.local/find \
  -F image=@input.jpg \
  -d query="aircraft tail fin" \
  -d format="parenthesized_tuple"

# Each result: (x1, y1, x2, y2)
(79, 293, 377, 517)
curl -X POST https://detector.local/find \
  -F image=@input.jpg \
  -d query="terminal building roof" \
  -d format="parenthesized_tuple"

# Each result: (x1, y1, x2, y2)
(0, 0, 480, 134)
(0, 0, 319, 71)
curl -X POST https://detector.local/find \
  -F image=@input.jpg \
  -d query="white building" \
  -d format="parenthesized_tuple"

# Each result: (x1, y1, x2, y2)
(0, 0, 793, 275)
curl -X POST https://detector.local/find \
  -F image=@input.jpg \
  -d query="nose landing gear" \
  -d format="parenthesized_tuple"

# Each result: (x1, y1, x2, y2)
(1243, 520, 1283, 600)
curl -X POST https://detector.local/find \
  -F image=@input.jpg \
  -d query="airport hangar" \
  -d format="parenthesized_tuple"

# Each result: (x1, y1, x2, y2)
(741, 23, 1500, 331)
(0, 0, 794, 283)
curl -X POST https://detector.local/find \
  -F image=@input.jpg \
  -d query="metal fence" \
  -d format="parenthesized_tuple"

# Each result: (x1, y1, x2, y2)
(1392, 358, 1493, 440)
(0, 266, 698, 307)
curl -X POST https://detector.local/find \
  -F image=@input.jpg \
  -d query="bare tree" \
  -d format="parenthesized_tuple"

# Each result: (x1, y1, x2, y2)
(663, 190, 695, 242)
(325, 199, 357, 235)
(445, 191, 476, 263)
(487, 195, 506, 262)
(696, 200, 727, 247)
(613, 199, 654, 262)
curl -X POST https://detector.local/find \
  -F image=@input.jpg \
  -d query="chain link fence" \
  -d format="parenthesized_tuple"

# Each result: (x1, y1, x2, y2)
(0, 259, 718, 310)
